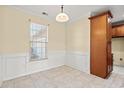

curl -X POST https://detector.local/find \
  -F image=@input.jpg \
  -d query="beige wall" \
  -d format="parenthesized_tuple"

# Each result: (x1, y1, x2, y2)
(0, 6, 90, 54)
(65, 16, 90, 73)
(112, 38, 124, 66)
(0, 6, 4, 54)
(66, 17, 90, 53)
(0, 6, 66, 54)
(112, 38, 124, 52)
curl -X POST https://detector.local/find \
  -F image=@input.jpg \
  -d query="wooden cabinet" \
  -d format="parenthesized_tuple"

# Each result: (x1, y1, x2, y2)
(112, 25, 124, 37)
(89, 11, 113, 78)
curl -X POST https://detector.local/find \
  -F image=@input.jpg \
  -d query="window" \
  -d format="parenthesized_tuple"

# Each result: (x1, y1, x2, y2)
(30, 23, 48, 61)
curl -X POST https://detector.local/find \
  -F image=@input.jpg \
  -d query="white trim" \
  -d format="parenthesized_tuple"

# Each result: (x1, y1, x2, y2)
(67, 51, 89, 56)
(2, 51, 65, 81)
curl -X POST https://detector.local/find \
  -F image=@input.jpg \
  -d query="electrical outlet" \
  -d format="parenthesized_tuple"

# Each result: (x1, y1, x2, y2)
(120, 58, 123, 61)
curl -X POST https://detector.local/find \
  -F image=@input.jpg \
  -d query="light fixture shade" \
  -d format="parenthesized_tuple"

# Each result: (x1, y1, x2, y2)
(56, 12, 69, 22)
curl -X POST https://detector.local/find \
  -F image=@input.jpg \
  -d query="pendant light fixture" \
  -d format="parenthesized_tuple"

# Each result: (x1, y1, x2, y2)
(56, 5, 69, 22)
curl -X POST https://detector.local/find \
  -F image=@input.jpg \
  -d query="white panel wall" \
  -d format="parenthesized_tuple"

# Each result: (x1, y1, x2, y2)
(2, 54, 27, 80)
(2, 51, 65, 81)
(66, 52, 90, 74)
(26, 51, 65, 75)
(2, 50, 91, 81)
(0, 55, 3, 86)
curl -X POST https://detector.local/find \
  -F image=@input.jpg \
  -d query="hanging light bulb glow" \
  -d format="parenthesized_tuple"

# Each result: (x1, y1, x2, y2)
(56, 5, 69, 22)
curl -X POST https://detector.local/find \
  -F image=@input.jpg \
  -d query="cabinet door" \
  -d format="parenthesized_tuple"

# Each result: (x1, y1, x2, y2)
(107, 17, 112, 42)
(112, 28, 117, 37)
(120, 26, 124, 36)
(112, 25, 124, 37)
(116, 27, 122, 36)
(90, 15, 107, 78)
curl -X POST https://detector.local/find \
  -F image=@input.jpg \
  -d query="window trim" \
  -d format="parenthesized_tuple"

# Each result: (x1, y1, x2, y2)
(29, 22, 48, 62)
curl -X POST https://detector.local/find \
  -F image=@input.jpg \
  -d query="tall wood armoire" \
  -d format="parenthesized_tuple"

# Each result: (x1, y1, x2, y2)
(89, 11, 113, 78)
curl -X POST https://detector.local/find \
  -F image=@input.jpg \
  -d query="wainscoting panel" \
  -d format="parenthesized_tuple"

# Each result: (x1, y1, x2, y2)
(2, 54, 27, 80)
(2, 51, 65, 81)
(2, 50, 124, 82)
(2, 51, 90, 81)
(26, 51, 65, 75)
(66, 52, 90, 73)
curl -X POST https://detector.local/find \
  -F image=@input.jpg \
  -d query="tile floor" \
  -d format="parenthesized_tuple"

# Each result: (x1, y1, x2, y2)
(1, 65, 124, 88)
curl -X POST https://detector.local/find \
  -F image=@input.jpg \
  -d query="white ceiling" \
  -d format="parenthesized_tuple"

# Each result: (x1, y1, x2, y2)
(12, 5, 124, 22)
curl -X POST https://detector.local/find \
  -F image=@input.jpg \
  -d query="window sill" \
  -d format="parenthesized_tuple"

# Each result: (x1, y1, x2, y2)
(29, 58, 48, 63)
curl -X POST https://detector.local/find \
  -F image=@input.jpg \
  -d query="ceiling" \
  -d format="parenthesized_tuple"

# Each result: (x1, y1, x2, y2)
(12, 5, 124, 23)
